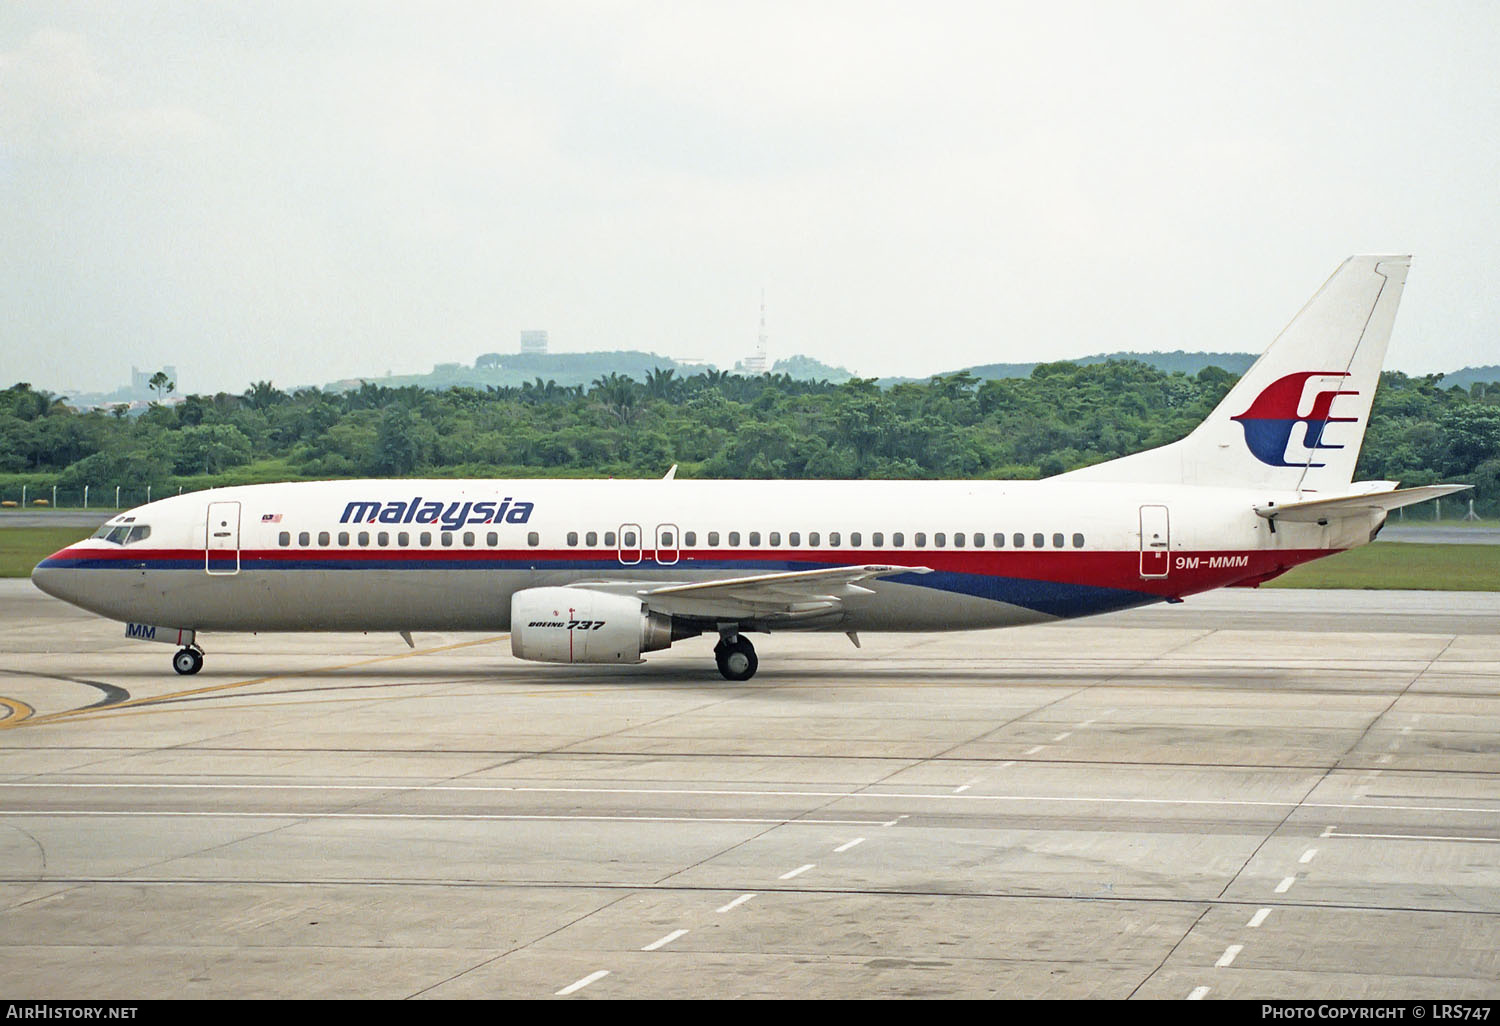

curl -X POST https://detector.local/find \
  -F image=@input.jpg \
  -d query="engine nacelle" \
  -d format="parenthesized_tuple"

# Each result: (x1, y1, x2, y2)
(510, 587, 676, 664)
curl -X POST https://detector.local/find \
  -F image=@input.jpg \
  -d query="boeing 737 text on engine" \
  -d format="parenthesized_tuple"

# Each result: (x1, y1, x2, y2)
(33, 256, 1468, 681)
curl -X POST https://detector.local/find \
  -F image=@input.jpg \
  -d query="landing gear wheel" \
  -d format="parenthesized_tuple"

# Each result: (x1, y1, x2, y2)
(172, 647, 203, 676)
(714, 636, 758, 682)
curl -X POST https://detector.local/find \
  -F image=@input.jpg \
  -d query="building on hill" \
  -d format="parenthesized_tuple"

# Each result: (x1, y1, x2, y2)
(521, 331, 548, 355)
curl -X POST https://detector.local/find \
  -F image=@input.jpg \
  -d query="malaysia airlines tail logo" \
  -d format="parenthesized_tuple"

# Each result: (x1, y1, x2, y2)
(1231, 371, 1359, 468)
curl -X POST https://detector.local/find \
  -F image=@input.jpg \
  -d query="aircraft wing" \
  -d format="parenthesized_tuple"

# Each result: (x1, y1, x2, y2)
(1255, 484, 1472, 523)
(569, 564, 933, 620)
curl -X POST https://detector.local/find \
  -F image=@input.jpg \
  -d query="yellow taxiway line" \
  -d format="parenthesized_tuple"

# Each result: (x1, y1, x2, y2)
(0, 635, 509, 730)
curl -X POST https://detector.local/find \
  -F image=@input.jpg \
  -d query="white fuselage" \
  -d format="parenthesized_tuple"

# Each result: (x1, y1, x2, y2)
(32, 477, 1371, 635)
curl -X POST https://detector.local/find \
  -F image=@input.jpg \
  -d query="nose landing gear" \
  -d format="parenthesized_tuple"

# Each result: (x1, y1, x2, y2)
(172, 646, 204, 675)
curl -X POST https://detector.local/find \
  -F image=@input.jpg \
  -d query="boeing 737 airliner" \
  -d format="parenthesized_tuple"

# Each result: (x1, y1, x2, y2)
(33, 256, 1468, 680)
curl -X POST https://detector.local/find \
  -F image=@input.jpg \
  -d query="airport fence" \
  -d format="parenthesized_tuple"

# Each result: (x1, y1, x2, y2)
(0, 482, 192, 513)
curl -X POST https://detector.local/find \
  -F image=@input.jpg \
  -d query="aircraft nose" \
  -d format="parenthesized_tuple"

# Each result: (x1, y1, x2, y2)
(32, 550, 86, 607)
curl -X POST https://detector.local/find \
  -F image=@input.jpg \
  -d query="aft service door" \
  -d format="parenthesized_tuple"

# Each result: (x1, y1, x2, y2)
(205, 501, 241, 576)
(1139, 505, 1170, 579)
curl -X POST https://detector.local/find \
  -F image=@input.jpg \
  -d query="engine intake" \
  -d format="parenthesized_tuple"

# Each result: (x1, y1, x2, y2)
(510, 587, 683, 664)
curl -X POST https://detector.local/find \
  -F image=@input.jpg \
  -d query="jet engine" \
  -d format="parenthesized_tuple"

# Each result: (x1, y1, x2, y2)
(510, 587, 689, 664)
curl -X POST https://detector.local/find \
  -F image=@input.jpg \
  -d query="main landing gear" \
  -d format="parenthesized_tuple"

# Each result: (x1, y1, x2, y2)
(172, 645, 204, 676)
(714, 633, 758, 682)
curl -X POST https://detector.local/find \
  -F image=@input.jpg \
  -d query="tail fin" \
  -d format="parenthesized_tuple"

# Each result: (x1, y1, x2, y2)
(1060, 255, 1409, 493)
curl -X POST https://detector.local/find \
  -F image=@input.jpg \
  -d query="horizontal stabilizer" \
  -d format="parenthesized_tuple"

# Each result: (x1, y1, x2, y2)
(1254, 484, 1471, 523)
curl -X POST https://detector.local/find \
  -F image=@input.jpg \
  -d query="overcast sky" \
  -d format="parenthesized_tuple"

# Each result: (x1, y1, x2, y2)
(3, 1, 1498, 396)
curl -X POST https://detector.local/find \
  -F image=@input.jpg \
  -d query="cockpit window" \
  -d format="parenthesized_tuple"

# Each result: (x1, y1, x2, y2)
(92, 524, 151, 545)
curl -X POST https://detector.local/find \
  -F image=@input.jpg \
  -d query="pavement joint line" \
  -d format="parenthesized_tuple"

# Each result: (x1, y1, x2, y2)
(1322, 829, 1500, 844)
(10, 781, 1500, 816)
(9, 782, 1497, 815)
(0, 811, 890, 825)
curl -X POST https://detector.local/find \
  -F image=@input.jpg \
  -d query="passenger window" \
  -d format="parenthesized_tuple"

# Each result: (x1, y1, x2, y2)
(1073, 533, 1085, 548)
(586, 531, 598, 546)
(809, 532, 820, 546)
(893, 532, 904, 546)
(973, 533, 983, 547)
(708, 531, 720, 546)
(605, 531, 617, 546)
(298, 531, 310, 547)
(661, 532, 674, 546)
(358, 531, 370, 547)
(850, 532, 861, 546)
(1053, 533, 1065, 548)
(768, 532, 780, 546)
(729, 532, 740, 546)
(278, 531, 291, 547)
(463, 531, 474, 547)
(441, 533, 453, 547)
(527, 532, 540, 546)
(398, 531, 409, 546)
(935, 532, 945, 547)
(829, 531, 840, 546)
(486, 532, 498, 546)
(685, 531, 697, 546)
(993, 533, 1004, 548)
(1013, 533, 1024, 548)
(338, 531, 350, 546)
(1033, 533, 1045, 548)
(915, 532, 926, 548)
(872, 532, 884, 547)
(789, 532, 800, 546)
(419, 532, 431, 546)
(624, 530, 637, 546)
(378, 531, 390, 546)
(749, 532, 761, 546)
(567, 531, 579, 546)
(952, 533, 962, 548)
(318, 531, 330, 546)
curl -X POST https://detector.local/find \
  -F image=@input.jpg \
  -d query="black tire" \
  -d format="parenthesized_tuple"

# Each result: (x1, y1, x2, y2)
(173, 648, 203, 676)
(715, 637, 758, 681)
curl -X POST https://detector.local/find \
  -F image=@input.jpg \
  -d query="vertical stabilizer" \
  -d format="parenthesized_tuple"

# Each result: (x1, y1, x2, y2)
(1060, 255, 1409, 493)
